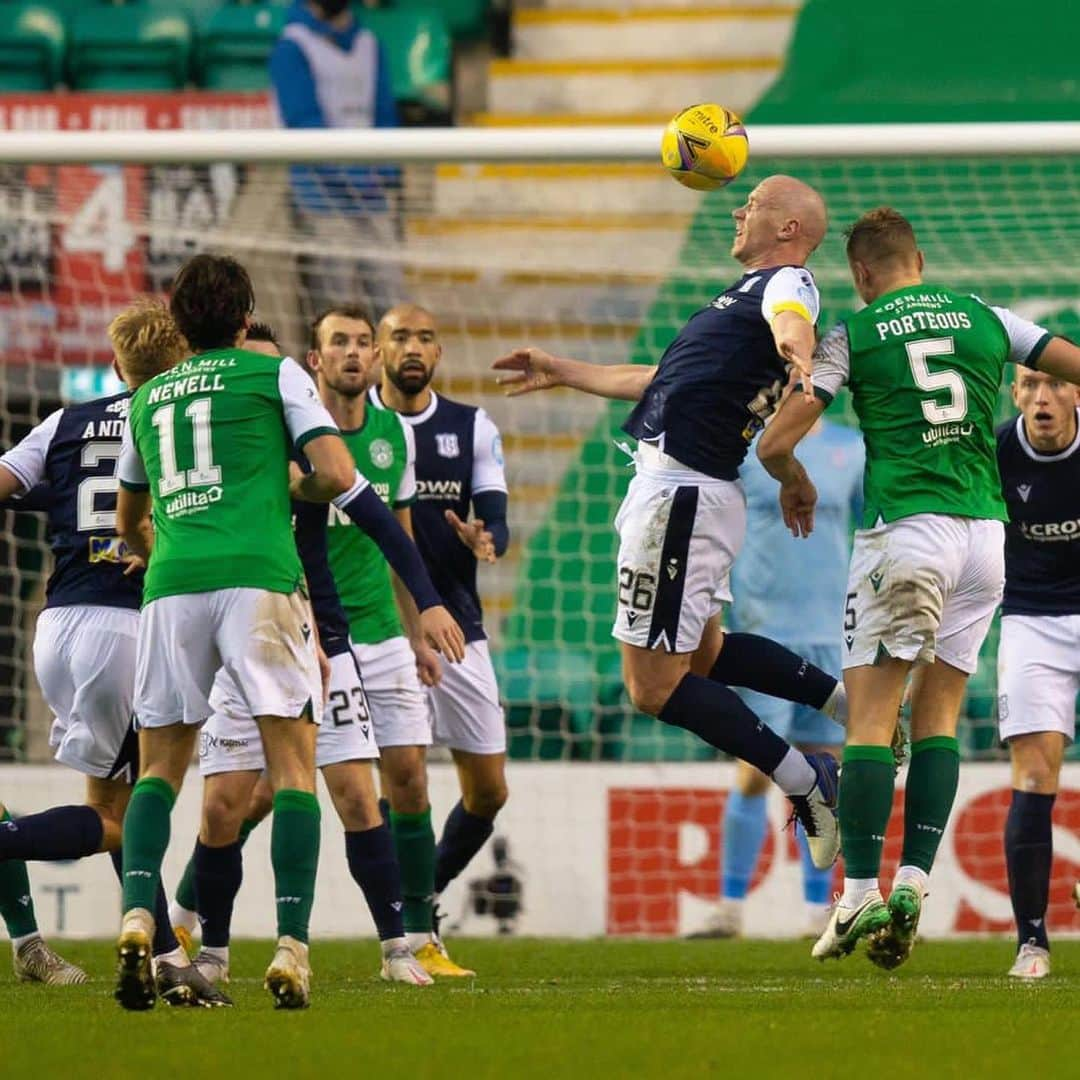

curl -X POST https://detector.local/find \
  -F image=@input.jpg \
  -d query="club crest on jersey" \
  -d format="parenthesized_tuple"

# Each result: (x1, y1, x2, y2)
(436, 433, 460, 458)
(369, 438, 394, 469)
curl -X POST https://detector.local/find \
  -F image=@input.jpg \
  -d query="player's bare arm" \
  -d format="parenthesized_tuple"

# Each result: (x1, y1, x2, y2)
(756, 391, 826, 538)
(445, 509, 496, 564)
(1033, 336, 1080, 386)
(290, 433, 356, 502)
(115, 487, 154, 562)
(770, 309, 816, 400)
(494, 346, 656, 401)
(0, 464, 24, 502)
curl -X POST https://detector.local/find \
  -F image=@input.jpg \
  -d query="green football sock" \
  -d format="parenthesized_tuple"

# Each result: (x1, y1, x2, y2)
(176, 815, 262, 913)
(838, 745, 897, 879)
(121, 777, 176, 915)
(901, 736, 960, 874)
(271, 790, 320, 944)
(0, 810, 38, 939)
(389, 807, 435, 934)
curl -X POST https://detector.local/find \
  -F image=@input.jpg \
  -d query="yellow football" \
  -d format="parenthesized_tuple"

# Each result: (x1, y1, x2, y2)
(660, 103, 749, 191)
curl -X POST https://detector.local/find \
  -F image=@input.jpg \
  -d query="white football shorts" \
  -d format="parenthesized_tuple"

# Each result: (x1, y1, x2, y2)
(430, 639, 506, 755)
(843, 514, 1004, 674)
(611, 444, 745, 654)
(34, 604, 140, 780)
(200, 648, 378, 775)
(997, 614, 1079, 744)
(135, 586, 321, 729)
(351, 635, 432, 748)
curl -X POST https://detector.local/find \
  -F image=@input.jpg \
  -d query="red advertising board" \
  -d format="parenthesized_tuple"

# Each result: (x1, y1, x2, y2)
(0, 92, 272, 366)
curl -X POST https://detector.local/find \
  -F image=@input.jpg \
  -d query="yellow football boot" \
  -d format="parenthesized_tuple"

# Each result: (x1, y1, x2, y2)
(414, 942, 475, 978)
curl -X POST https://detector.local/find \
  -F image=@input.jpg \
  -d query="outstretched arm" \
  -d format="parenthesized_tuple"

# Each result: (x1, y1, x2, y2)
(1034, 336, 1080, 385)
(494, 347, 655, 401)
(756, 392, 825, 538)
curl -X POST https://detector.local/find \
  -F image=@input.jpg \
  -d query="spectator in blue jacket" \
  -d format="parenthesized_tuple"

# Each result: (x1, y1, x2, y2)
(270, 0, 403, 318)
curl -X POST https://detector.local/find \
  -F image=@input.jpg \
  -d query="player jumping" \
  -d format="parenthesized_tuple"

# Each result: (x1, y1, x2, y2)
(494, 175, 849, 868)
(757, 206, 1080, 967)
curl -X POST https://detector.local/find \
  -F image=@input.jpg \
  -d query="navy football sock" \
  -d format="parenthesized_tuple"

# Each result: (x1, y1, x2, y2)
(0, 804, 103, 861)
(1005, 789, 1054, 951)
(345, 825, 404, 942)
(710, 633, 836, 709)
(110, 849, 179, 956)
(194, 839, 244, 949)
(435, 800, 495, 894)
(658, 673, 789, 775)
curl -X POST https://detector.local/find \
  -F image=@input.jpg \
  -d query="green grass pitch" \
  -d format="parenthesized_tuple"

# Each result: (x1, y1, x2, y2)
(1, 939, 1075, 1078)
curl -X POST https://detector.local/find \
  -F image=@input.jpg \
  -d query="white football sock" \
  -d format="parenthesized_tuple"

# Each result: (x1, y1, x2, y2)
(201, 945, 229, 964)
(821, 681, 848, 725)
(406, 931, 433, 953)
(771, 748, 817, 796)
(893, 865, 930, 897)
(168, 901, 197, 934)
(154, 945, 190, 968)
(11, 931, 40, 952)
(381, 935, 409, 958)
(840, 878, 879, 907)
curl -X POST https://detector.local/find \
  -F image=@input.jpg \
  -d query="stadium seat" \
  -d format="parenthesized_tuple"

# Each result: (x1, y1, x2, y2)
(388, 0, 487, 41)
(145, 0, 222, 30)
(358, 7, 452, 123)
(197, 1, 285, 90)
(0, 3, 65, 91)
(68, 6, 191, 90)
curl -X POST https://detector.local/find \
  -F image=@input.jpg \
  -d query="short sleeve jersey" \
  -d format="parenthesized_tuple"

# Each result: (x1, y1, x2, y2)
(623, 266, 820, 479)
(119, 349, 339, 603)
(0, 392, 141, 610)
(369, 387, 507, 643)
(324, 406, 416, 645)
(812, 285, 1051, 527)
(996, 411, 1080, 616)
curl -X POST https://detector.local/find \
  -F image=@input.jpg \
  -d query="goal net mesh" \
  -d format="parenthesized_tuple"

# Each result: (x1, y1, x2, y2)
(1, 147, 1079, 767)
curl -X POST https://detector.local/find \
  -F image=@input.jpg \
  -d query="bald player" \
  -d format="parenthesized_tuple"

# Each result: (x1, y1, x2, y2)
(494, 175, 849, 868)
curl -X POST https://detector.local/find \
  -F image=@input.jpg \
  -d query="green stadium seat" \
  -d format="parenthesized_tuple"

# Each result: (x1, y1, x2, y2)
(145, 0, 224, 32)
(358, 7, 451, 122)
(68, 6, 191, 90)
(197, 1, 284, 91)
(0, 3, 65, 91)
(388, 0, 487, 40)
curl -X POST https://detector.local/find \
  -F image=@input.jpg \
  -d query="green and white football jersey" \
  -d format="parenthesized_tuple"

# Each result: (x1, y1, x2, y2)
(813, 285, 1051, 527)
(118, 348, 340, 603)
(325, 406, 416, 645)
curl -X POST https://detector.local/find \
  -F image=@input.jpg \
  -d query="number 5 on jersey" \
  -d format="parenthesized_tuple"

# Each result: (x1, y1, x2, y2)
(151, 397, 222, 496)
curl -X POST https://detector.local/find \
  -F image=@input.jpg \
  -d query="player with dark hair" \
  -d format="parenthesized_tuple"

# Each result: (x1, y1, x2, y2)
(371, 304, 511, 964)
(0, 301, 192, 990)
(494, 176, 849, 871)
(758, 206, 1080, 966)
(168, 317, 456, 988)
(995, 367, 1080, 979)
(113, 254, 365, 1009)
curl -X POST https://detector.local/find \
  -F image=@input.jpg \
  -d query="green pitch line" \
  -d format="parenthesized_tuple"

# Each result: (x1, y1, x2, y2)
(1, 939, 1075, 1078)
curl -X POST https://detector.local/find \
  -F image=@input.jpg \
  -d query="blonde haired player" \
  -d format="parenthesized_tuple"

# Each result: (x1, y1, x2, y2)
(0, 299, 198, 993)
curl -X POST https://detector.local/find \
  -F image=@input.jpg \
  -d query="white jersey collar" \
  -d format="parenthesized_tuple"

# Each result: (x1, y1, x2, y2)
(1015, 408, 1080, 463)
(368, 386, 438, 425)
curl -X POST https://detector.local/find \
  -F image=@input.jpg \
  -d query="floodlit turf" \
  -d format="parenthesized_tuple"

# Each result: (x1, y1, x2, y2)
(1, 938, 1076, 1078)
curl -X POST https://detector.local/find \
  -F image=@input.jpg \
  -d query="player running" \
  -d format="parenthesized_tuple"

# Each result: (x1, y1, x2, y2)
(370, 304, 511, 955)
(757, 206, 1080, 967)
(170, 320, 457, 988)
(307, 304, 473, 976)
(995, 367, 1080, 979)
(494, 175, 848, 868)
(0, 299, 223, 999)
(114, 254, 370, 1010)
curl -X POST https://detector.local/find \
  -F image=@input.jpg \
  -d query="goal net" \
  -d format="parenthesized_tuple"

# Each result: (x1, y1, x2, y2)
(3, 125, 1079, 767)
(2, 124, 1080, 939)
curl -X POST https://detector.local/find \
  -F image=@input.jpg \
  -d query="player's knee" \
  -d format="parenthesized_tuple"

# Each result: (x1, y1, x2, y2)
(626, 674, 676, 718)
(465, 782, 508, 820)
(387, 771, 428, 815)
(334, 790, 382, 831)
(202, 790, 248, 845)
(1014, 761, 1059, 794)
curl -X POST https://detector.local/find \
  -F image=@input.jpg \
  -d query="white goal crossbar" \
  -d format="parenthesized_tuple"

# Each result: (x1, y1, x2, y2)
(1, 123, 1079, 164)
